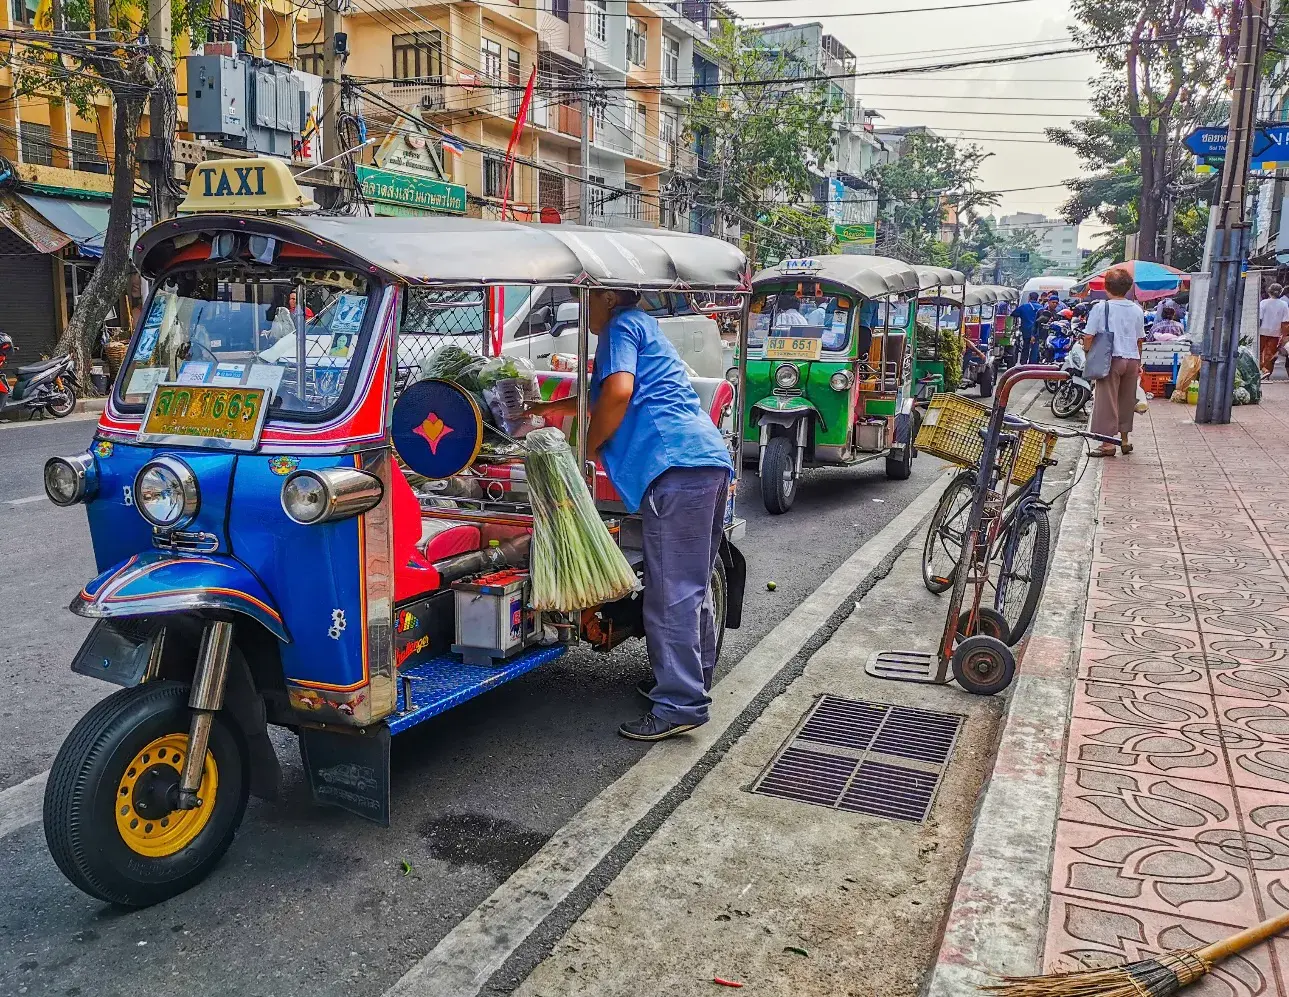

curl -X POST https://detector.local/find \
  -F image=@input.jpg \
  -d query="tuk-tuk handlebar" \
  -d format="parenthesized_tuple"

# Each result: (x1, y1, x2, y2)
(995, 364, 1068, 407)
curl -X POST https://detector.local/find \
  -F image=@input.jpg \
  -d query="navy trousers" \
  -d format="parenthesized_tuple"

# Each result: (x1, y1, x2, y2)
(640, 466, 730, 727)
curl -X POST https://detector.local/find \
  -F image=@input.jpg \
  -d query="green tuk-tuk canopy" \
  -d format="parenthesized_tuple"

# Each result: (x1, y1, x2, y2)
(134, 215, 751, 291)
(913, 265, 966, 292)
(751, 255, 921, 298)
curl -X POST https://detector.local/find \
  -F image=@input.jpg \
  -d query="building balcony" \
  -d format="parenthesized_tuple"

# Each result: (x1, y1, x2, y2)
(368, 79, 447, 116)
(667, 142, 696, 173)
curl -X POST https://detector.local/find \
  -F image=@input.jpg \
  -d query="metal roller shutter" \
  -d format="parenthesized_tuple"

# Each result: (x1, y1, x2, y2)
(0, 229, 57, 356)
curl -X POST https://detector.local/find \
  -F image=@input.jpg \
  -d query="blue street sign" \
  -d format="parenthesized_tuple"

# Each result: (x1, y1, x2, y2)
(1184, 126, 1228, 157)
(1185, 124, 1289, 170)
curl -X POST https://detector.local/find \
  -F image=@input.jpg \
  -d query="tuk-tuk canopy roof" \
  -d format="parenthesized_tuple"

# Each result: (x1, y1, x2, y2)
(752, 255, 921, 298)
(914, 265, 966, 291)
(962, 284, 1004, 307)
(133, 215, 751, 290)
(981, 284, 1020, 303)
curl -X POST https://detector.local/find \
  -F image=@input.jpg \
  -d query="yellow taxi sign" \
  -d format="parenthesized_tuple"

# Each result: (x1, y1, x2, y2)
(179, 157, 317, 213)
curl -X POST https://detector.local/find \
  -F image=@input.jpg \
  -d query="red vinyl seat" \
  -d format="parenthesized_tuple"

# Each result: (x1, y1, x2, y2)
(390, 463, 441, 602)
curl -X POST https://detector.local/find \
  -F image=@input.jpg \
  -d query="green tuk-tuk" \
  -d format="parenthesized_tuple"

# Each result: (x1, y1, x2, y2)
(912, 266, 967, 399)
(744, 255, 922, 514)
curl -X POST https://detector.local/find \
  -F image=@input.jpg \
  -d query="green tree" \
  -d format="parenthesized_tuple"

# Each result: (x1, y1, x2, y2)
(864, 130, 997, 264)
(684, 21, 839, 263)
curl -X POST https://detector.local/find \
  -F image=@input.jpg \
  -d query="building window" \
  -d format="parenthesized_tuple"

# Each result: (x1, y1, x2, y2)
(297, 41, 324, 76)
(20, 121, 53, 166)
(591, 0, 607, 43)
(539, 171, 564, 210)
(392, 31, 443, 83)
(663, 36, 680, 83)
(627, 17, 647, 67)
(624, 182, 641, 219)
(540, 0, 569, 19)
(71, 130, 105, 172)
(507, 48, 522, 117)
(10, 0, 31, 24)
(660, 109, 677, 162)
(484, 155, 506, 199)
(481, 38, 502, 79)
(593, 94, 609, 133)
(588, 173, 605, 217)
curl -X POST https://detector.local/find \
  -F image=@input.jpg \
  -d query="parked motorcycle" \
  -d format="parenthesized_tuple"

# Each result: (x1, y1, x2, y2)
(1040, 319, 1076, 392)
(1050, 340, 1091, 419)
(0, 333, 78, 418)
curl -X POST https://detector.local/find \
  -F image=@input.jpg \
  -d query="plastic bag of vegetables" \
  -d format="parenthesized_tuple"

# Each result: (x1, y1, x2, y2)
(479, 356, 544, 438)
(419, 344, 484, 390)
(524, 427, 639, 611)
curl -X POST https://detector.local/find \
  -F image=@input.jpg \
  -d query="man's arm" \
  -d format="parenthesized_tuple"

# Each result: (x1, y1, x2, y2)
(585, 372, 634, 455)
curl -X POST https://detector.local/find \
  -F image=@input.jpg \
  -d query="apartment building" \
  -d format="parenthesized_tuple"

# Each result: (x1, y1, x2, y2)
(996, 211, 1082, 277)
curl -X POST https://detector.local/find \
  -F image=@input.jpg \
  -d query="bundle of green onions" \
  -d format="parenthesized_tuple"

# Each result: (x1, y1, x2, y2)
(524, 428, 640, 611)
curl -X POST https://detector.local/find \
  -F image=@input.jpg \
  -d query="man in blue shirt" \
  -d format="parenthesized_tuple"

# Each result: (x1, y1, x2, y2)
(1014, 291, 1041, 365)
(531, 289, 734, 741)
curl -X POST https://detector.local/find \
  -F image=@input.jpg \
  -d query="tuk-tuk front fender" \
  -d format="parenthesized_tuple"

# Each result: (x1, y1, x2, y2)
(72, 551, 291, 643)
(751, 396, 825, 433)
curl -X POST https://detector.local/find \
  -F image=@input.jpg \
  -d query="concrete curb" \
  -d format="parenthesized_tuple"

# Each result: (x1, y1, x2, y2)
(924, 453, 1102, 996)
(0, 395, 103, 423)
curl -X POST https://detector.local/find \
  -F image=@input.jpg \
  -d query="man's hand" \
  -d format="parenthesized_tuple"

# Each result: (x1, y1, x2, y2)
(526, 398, 577, 422)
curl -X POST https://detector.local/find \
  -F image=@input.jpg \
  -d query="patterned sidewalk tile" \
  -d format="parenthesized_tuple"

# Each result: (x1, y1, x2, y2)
(1084, 596, 1199, 632)
(1073, 680, 1216, 727)
(1223, 743, 1289, 794)
(1066, 718, 1229, 785)
(1207, 636, 1289, 702)
(1185, 553, 1284, 573)
(1043, 896, 1279, 993)
(1059, 764, 1243, 839)
(1189, 572, 1289, 596)
(1051, 820, 1262, 925)
(1077, 625, 1210, 694)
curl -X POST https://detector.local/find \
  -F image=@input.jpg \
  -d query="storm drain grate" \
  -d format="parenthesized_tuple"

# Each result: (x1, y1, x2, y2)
(751, 696, 963, 824)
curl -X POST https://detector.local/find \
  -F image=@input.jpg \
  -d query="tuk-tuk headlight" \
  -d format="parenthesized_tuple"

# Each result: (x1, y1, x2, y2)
(774, 363, 800, 389)
(281, 468, 383, 525)
(724, 366, 739, 384)
(829, 370, 854, 392)
(135, 457, 200, 529)
(44, 452, 97, 506)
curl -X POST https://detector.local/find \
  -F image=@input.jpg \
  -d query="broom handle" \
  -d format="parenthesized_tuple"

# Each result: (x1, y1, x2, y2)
(1197, 910, 1289, 964)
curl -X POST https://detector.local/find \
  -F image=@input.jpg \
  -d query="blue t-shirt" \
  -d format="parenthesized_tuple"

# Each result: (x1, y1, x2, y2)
(1015, 301, 1041, 333)
(592, 306, 733, 512)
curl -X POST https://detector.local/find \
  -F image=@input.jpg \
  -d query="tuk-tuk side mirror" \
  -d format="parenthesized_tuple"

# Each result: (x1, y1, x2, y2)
(553, 301, 580, 335)
(529, 305, 553, 331)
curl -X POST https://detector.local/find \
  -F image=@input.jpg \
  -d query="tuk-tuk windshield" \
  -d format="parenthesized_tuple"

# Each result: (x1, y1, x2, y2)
(878, 299, 911, 331)
(917, 302, 962, 330)
(117, 267, 374, 419)
(749, 291, 852, 353)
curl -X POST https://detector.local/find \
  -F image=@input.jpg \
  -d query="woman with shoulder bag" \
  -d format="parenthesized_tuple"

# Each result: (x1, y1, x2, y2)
(1084, 266, 1145, 457)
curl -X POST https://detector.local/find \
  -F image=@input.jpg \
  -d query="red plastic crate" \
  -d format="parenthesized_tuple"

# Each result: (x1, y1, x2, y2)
(1140, 369, 1171, 397)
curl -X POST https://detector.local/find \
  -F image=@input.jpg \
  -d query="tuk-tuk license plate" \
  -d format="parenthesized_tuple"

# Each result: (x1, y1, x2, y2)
(764, 336, 823, 361)
(139, 384, 271, 451)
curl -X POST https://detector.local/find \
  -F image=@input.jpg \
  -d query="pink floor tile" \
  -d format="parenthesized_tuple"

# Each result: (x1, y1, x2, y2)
(1073, 680, 1216, 727)
(1059, 764, 1243, 838)
(1215, 699, 1289, 744)
(1188, 572, 1289, 596)
(1051, 821, 1262, 925)
(1223, 744, 1289, 793)
(1192, 608, 1289, 642)
(1044, 896, 1278, 995)
(1085, 597, 1199, 632)
(1207, 636, 1289, 702)
(1184, 553, 1283, 574)
(1066, 719, 1230, 785)
(1231, 788, 1289, 918)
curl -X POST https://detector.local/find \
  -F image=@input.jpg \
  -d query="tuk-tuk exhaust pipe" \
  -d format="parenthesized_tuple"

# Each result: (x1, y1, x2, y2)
(433, 534, 531, 587)
(177, 620, 234, 810)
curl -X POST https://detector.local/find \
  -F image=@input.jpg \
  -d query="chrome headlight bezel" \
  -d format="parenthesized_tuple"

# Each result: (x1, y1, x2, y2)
(44, 451, 98, 507)
(134, 456, 200, 530)
(829, 370, 854, 392)
(773, 363, 800, 389)
(281, 468, 383, 526)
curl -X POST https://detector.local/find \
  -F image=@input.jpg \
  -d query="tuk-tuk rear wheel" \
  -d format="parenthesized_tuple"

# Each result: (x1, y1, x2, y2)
(44, 681, 249, 908)
(885, 439, 912, 480)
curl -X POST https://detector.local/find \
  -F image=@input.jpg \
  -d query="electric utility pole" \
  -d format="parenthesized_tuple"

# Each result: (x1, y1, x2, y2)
(579, 53, 591, 224)
(322, 0, 344, 164)
(145, 0, 177, 220)
(1197, 0, 1267, 424)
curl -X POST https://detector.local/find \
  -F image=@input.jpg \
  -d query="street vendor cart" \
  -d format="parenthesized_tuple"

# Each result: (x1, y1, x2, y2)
(743, 255, 922, 514)
(38, 158, 751, 907)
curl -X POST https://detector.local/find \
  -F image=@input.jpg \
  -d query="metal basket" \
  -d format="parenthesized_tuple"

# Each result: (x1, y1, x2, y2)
(916, 392, 1056, 485)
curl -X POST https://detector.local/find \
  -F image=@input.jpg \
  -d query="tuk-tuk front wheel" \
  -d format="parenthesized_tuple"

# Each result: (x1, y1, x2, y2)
(760, 435, 797, 515)
(44, 681, 249, 908)
(977, 364, 995, 399)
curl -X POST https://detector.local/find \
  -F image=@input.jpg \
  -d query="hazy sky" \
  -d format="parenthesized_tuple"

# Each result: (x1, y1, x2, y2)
(733, 0, 1106, 246)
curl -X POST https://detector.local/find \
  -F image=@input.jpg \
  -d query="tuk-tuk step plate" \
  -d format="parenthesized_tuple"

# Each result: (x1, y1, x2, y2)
(864, 649, 949, 685)
(388, 645, 568, 735)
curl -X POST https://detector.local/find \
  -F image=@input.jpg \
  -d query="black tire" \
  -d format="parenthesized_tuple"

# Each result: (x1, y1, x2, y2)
(951, 635, 1016, 695)
(1051, 381, 1086, 420)
(48, 383, 76, 418)
(957, 606, 1011, 644)
(994, 505, 1051, 642)
(1043, 378, 1059, 394)
(760, 434, 796, 515)
(885, 437, 912, 480)
(43, 681, 249, 908)
(711, 554, 728, 663)
(922, 471, 975, 593)
(977, 364, 995, 398)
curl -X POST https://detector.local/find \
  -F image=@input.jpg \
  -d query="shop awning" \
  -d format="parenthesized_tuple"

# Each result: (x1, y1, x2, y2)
(19, 194, 109, 257)
(0, 193, 71, 254)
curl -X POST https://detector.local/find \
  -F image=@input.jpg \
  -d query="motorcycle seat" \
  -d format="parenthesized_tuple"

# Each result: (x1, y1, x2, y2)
(16, 356, 66, 376)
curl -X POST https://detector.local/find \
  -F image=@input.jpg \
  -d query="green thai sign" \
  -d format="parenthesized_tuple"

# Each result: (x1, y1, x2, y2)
(355, 165, 467, 216)
(834, 222, 876, 246)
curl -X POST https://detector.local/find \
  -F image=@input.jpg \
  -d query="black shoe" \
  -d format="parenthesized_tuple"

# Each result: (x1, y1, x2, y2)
(635, 678, 655, 702)
(618, 713, 702, 741)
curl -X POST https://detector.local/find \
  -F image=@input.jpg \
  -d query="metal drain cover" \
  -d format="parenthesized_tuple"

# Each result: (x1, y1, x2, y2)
(751, 696, 963, 824)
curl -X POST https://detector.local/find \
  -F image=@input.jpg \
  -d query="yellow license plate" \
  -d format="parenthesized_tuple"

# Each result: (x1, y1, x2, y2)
(764, 336, 823, 361)
(140, 384, 270, 450)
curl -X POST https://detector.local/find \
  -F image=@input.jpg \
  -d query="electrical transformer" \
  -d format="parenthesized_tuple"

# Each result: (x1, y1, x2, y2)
(187, 54, 305, 158)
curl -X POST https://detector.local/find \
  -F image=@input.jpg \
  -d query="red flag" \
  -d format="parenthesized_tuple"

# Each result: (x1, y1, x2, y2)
(488, 285, 505, 356)
(500, 66, 537, 221)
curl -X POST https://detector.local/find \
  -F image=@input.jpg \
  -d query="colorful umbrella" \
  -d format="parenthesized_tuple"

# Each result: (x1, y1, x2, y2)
(1072, 260, 1190, 302)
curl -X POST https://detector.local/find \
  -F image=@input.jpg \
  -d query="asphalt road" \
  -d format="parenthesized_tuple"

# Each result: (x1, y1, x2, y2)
(0, 411, 947, 997)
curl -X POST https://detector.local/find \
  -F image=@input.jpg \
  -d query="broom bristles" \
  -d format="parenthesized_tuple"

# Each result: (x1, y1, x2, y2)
(980, 951, 1210, 997)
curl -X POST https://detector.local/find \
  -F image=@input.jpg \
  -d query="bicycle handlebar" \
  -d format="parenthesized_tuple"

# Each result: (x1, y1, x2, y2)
(995, 364, 1069, 407)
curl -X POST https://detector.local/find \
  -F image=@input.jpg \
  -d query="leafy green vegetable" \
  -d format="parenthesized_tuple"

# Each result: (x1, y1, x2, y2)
(478, 357, 523, 389)
(524, 428, 640, 611)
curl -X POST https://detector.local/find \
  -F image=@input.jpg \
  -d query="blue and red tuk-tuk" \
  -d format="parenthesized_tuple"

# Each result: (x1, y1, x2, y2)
(39, 158, 750, 907)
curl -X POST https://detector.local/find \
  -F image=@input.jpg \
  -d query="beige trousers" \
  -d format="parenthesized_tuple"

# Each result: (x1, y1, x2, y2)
(1090, 357, 1139, 438)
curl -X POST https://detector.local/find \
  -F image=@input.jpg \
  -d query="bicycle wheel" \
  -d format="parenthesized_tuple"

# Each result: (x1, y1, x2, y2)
(994, 504, 1051, 641)
(922, 471, 976, 594)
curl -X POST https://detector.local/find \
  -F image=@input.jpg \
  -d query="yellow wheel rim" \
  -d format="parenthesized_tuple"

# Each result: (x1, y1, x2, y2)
(114, 734, 218, 858)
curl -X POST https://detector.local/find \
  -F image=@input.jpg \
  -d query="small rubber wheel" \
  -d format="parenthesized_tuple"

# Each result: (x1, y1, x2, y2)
(952, 635, 1016, 695)
(760, 435, 796, 515)
(43, 680, 249, 907)
(957, 606, 1011, 644)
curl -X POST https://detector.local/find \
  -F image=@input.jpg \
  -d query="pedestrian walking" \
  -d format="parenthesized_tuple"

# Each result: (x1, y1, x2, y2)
(1014, 291, 1041, 365)
(1085, 266, 1145, 457)
(1260, 283, 1289, 378)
